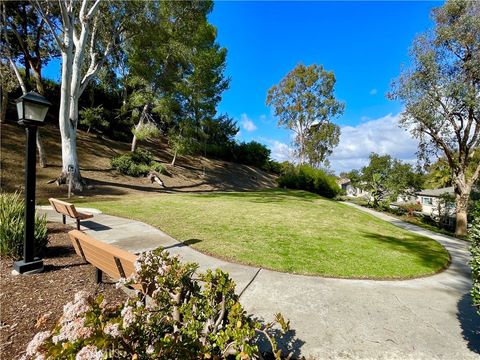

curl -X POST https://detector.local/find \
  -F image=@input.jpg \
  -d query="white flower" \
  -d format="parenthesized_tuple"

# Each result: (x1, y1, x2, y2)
(103, 322, 122, 338)
(25, 331, 51, 356)
(146, 345, 155, 354)
(75, 345, 103, 360)
(121, 306, 135, 328)
(52, 317, 93, 344)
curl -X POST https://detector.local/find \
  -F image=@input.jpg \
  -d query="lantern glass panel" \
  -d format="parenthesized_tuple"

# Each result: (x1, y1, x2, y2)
(16, 102, 24, 120)
(24, 102, 48, 122)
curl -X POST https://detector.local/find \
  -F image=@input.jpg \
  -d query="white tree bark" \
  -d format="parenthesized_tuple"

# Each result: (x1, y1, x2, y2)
(35, 0, 114, 190)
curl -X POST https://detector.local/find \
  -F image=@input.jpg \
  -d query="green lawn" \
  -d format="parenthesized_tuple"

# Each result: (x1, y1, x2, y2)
(79, 189, 450, 279)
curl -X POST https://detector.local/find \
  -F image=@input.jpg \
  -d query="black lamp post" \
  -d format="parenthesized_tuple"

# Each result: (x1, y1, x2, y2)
(14, 91, 51, 274)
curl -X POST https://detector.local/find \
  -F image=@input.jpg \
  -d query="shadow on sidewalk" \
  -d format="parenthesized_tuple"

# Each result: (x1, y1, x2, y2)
(457, 292, 480, 354)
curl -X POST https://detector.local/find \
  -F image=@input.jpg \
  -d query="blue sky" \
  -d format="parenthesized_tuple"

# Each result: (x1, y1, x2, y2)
(43, 1, 442, 173)
(208, 0, 442, 173)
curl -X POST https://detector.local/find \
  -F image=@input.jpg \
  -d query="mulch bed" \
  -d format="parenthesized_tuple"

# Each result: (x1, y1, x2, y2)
(0, 222, 127, 359)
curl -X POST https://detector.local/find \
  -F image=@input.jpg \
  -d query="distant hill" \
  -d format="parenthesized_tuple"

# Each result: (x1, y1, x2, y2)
(0, 122, 276, 201)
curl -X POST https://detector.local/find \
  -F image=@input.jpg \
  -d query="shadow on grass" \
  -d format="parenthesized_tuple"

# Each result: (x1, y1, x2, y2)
(199, 189, 322, 204)
(457, 292, 480, 354)
(360, 231, 450, 273)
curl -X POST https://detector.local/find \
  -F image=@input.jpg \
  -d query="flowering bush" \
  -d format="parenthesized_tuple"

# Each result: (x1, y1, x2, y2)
(470, 202, 480, 314)
(22, 248, 292, 359)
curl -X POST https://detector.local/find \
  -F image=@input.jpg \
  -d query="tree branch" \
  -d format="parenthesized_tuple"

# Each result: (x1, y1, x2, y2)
(32, 0, 64, 51)
(86, 0, 102, 20)
(7, 55, 27, 94)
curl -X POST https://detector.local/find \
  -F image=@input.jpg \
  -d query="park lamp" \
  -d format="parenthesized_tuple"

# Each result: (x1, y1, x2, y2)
(13, 91, 51, 274)
(16, 91, 52, 125)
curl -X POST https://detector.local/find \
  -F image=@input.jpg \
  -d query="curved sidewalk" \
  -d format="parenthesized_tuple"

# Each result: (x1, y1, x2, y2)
(38, 205, 480, 359)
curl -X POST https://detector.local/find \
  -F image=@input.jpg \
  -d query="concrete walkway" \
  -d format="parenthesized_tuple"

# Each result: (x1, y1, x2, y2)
(38, 204, 480, 359)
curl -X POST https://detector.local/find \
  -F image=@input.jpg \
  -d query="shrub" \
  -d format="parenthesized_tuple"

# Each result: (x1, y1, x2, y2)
(277, 164, 340, 198)
(234, 141, 271, 169)
(111, 149, 165, 177)
(398, 202, 423, 216)
(23, 249, 292, 359)
(470, 202, 480, 314)
(0, 192, 48, 259)
(79, 105, 108, 133)
(262, 160, 280, 174)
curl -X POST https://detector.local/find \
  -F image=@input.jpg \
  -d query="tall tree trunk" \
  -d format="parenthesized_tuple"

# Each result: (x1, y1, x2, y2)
(455, 192, 469, 236)
(171, 149, 177, 166)
(453, 173, 471, 236)
(36, 131, 46, 167)
(56, 29, 85, 191)
(32, 67, 47, 167)
(0, 90, 7, 123)
(131, 104, 148, 152)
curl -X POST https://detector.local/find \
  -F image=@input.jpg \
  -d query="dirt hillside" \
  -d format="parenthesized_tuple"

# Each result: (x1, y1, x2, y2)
(0, 122, 276, 201)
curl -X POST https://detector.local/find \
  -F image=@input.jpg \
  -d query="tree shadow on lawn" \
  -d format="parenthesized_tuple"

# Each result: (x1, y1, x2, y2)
(457, 292, 480, 354)
(199, 189, 321, 204)
(360, 231, 451, 273)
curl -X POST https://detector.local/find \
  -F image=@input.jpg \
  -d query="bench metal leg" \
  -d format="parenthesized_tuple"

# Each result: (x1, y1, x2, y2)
(96, 268, 103, 284)
(62, 214, 66, 224)
(76, 219, 80, 230)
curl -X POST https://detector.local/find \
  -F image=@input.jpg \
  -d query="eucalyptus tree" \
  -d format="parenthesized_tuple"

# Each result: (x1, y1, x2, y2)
(390, 0, 480, 235)
(33, 0, 144, 190)
(304, 122, 340, 168)
(266, 63, 344, 165)
(0, 62, 17, 123)
(1, 1, 58, 166)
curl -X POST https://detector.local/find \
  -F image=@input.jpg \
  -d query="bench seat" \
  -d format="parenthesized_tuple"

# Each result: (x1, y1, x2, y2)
(49, 198, 93, 230)
(68, 230, 138, 285)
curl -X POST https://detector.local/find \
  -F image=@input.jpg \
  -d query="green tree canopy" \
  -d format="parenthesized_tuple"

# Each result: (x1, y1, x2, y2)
(266, 63, 344, 165)
(389, 0, 480, 235)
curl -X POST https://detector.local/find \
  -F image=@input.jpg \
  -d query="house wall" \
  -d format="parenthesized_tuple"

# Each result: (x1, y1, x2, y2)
(417, 195, 455, 218)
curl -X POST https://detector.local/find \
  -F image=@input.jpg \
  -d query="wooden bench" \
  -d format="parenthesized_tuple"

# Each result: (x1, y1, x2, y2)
(68, 230, 139, 286)
(49, 198, 93, 230)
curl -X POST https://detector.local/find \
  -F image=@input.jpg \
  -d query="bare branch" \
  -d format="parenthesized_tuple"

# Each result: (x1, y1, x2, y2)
(7, 56, 27, 94)
(32, 0, 64, 50)
(86, 0, 102, 20)
(212, 295, 226, 333)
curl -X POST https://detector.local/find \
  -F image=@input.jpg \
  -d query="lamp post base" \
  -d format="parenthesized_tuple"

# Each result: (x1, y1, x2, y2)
(14, 258, 44, 274)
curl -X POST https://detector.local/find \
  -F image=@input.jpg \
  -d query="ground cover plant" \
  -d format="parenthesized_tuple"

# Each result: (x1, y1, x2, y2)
(22, 249, 292, 359)
(0, 223, 126, 358)
(80, 189, 450, 279)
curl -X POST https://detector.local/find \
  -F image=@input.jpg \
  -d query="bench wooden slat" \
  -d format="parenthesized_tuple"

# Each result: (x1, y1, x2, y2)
(68, 230, 138, 283)
(49, 198, 94, 230)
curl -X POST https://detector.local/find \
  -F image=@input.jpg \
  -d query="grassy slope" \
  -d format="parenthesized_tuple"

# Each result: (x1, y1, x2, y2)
(0, 122, 276, 200)
(80, 189, 450, 279)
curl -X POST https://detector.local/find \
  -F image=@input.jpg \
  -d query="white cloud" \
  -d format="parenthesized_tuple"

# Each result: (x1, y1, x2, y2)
(369, 88, 378, 95)
(329, 113, 419, 174)
(240, 113, 257, 132)
(259, 138, 294, 162)
(270, 140, 294, 162)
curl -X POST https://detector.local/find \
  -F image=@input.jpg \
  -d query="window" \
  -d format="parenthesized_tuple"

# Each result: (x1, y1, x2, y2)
(421, 197, 433, 205)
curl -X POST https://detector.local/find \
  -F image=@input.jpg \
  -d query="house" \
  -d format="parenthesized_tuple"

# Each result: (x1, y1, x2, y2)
(416, 186, 456, 227)
(336, 178, 370, 198)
